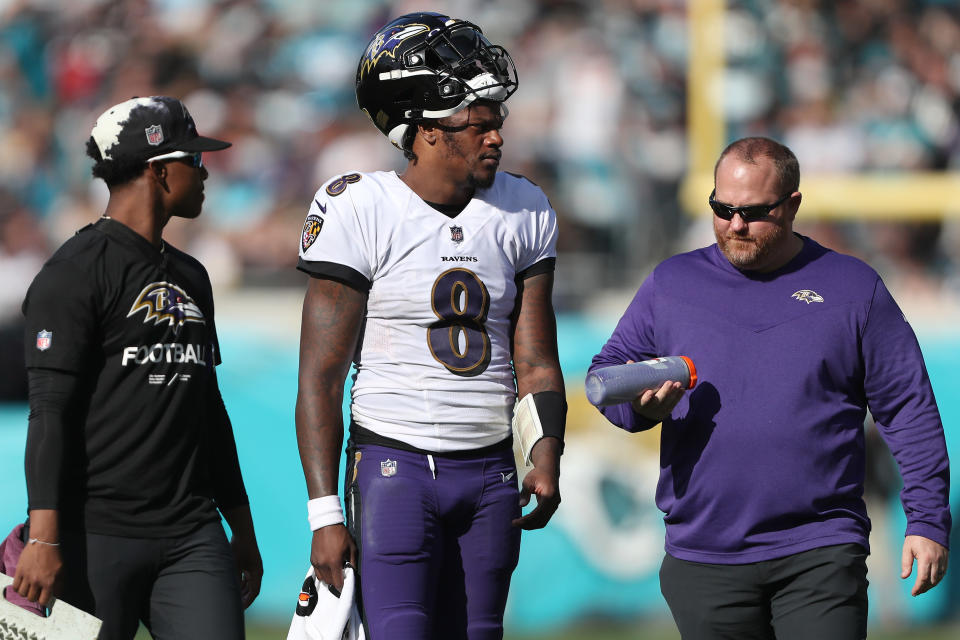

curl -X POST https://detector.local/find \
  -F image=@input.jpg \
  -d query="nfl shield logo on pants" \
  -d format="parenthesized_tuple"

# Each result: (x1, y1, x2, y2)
(380, 459, 397, 477)
(145, 124, 164, 146)
(36, 330, 52, 351)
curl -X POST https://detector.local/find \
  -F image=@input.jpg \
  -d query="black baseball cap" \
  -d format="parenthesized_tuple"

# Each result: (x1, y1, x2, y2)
(89, 96, 230, 164)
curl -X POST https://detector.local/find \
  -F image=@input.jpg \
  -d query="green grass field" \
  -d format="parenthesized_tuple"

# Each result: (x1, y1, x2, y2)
(502, 622, 960, 640)
(134, 620, 960, 639)
(508, 623, 960, 640)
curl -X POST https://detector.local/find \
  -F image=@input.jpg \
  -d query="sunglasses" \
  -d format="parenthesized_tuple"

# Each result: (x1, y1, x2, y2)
(147, 150, 203, 169)
(709, 189, 791, 222)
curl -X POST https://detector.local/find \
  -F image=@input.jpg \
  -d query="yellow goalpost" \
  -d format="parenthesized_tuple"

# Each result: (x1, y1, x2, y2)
(680, 0, 960, 221)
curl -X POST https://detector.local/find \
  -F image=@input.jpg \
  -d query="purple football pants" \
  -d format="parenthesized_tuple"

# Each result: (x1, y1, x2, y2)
(347, 442, 522, 640)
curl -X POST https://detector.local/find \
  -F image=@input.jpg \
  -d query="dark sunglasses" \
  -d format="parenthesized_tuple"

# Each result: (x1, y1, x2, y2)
(179, 152, 203, 169)
(709, 189, 791, 222)
(148, 151, 203, 169)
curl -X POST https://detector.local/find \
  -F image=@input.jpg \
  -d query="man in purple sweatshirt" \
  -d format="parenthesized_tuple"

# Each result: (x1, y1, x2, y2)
(589, 137, 950, 639)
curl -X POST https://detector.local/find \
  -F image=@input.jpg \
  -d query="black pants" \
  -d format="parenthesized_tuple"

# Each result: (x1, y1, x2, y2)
(58, 521, 244, 640)
(660, 544, 868, 640)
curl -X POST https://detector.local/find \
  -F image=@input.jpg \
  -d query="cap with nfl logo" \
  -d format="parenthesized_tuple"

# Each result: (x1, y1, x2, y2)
(89, 96, 230, 165)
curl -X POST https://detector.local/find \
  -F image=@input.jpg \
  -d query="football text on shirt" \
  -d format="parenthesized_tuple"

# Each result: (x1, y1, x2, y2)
(121, 343, 209, 366)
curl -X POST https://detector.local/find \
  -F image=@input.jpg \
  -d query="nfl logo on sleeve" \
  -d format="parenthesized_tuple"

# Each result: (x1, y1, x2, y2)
(36, 330, 52, 351)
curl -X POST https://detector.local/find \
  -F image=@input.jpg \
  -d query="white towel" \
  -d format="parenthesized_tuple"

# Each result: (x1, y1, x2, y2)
(286, 565, 365, 640)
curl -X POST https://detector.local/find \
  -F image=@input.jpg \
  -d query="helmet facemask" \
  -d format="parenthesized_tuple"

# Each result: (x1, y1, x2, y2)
(404, 23, 518, 118)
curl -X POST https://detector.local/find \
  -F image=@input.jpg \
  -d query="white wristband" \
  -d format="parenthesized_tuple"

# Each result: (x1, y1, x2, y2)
(307, 495, 345, 531)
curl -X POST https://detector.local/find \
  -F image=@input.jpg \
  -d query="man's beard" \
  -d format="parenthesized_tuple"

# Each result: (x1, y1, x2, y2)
(441, 131, 497, 190)
(467, 169, 496, 190)
(716, 220, 788, 271)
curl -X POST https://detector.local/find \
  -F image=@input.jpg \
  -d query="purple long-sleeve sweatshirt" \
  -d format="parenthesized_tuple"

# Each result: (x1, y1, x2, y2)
(589, 235, 950, 563)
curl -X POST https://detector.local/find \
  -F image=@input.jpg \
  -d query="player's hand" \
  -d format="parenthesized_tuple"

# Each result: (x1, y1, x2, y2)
(513, 436, 561, 530)
(311, 524, 357, 592)
(221, 504, 263, 608)
(630, 361, 685, 421)
(901, 535, 949, 596)
(12, 541, 62, 607)
(231, 531, 263, 608)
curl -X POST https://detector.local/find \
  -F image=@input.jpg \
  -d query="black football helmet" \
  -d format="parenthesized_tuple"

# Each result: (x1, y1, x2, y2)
(356, 12, 518, 150)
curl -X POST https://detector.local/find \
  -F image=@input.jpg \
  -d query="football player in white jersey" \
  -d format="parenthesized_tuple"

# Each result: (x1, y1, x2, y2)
(295, 12, 566, 640)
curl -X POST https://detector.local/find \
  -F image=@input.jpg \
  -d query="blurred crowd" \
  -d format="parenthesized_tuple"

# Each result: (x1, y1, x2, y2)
(3, 0, 960, 397)
(716, 0, 960, 311)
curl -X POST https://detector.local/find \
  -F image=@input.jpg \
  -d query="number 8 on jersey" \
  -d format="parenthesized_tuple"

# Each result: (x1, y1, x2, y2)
(428, 268, 491, 377)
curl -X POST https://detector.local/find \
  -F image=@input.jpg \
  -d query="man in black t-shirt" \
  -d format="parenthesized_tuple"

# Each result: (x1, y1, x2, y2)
(12, 96, 262, 640)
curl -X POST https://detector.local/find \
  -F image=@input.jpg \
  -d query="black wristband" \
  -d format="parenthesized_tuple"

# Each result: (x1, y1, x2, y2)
(532, 390, 567, 452)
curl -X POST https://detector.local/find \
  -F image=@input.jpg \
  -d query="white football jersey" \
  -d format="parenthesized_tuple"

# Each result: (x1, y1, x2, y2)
(299, 170, 558, 452)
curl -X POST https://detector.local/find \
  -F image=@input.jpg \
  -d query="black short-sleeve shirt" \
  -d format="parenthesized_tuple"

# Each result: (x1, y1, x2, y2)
(22, 218, 224, 536)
